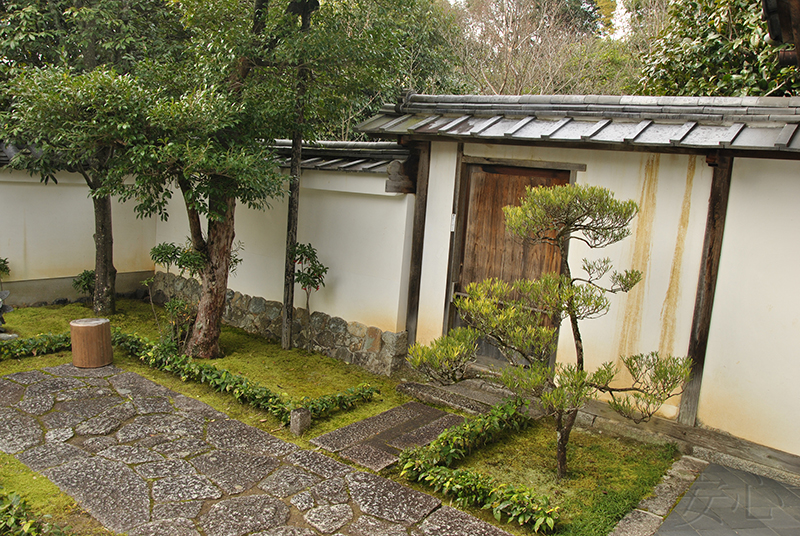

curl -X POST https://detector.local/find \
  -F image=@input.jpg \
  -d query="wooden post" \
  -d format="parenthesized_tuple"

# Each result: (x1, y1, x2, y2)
(405, 142, 431, 346)
(70, 318, 113, 368)
(678, 153, 733, 426)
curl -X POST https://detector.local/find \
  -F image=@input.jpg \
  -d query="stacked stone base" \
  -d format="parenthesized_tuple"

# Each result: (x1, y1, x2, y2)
(150, 272, 407, 376)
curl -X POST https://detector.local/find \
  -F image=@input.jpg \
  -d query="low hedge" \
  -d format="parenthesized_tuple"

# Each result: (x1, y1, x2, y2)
(399, 399, 558, 532)
(0, 333, 72, 361)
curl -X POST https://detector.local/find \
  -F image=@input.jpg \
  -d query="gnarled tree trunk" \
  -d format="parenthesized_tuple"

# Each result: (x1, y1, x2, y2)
(183, 189, 236, 359)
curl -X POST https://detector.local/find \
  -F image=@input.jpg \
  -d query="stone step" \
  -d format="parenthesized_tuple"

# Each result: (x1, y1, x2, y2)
(311, 401, 465, 471)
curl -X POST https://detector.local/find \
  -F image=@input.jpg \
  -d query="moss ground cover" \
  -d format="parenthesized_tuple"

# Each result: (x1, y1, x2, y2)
(453, 418, 678, 535)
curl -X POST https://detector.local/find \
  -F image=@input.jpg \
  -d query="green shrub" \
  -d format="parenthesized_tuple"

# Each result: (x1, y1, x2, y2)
(399, 399, 558, 532)
(0, 257, 9, 290)
(0, 487, 66, 535)
(71, 270, 95, 300)
(406, 327, 478, 385)
(0, 333, 72, 361)
(164, 298, 196, 348)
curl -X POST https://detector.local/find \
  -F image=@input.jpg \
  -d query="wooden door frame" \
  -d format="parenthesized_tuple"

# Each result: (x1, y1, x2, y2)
(442, 155, 586, 335)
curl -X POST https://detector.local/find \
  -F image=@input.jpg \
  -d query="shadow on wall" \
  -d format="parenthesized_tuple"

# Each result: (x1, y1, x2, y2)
(151, 272, 408, 376)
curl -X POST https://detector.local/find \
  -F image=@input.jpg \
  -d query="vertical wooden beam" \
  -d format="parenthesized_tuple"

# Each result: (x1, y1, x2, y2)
(405, 142, 431, 345)
(442, 143, 465, 336)
(678, 152, 733, 426)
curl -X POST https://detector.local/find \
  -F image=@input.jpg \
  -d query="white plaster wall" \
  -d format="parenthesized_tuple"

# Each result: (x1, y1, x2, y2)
(153, 169, 414, 332)
(416, 142, 460, 344)
(446, 144, 714, 417)
(0, 169, 155, 282)
(699, 158, 800, 456)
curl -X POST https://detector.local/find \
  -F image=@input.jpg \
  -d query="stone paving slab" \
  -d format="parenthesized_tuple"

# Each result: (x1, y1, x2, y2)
(0, 364, 512, 536)
(654, 463, 800, 536)
(311, 401, 465, 471)
(310, 402, 439, 452)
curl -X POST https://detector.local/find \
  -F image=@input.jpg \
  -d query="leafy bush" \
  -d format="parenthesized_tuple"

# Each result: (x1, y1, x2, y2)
(164, 298, 196, 348)
(0, 333, 72, 361)
(399, 399, 558, 531)
(71, 270, 95, 301)
(0, 257, 9, 290)
(406, 327, 479, 385)
(293, 243, 328, 312)
(0, 488, 66, 535)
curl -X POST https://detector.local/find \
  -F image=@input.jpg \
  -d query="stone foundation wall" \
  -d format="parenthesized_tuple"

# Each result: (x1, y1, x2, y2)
(151, 272, 408, 376)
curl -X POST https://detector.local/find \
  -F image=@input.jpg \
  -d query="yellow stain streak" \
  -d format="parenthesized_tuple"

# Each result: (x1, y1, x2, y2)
(659, 156, 696, 357)
(617, 154, 659, 367)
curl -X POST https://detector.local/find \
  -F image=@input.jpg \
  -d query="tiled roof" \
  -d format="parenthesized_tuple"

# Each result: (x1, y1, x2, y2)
(357, 94, 800, 154)
(273, 140, 409, 173)
(0, 143, 16, 167)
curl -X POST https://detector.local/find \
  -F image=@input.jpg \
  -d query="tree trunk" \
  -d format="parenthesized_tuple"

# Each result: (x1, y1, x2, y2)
(555, 408, 578, 479)
(281, 6, 312, 350)
(92, 193, 116, 315)
(281, 147, 301, 350)
(184, 192, 236, 359)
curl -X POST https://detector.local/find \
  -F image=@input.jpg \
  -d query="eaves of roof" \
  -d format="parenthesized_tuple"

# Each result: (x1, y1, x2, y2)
(273, 139, 409, 174)
(356, 94, 800, 155)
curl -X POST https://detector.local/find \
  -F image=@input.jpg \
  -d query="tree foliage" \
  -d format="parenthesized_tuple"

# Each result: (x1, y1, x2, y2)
(0, 0, 186, 315)
(422, 185, 691, 480)
(640, 0, 800, 96)
(122, 0, 459, 358)
(0, 0, 185, 77)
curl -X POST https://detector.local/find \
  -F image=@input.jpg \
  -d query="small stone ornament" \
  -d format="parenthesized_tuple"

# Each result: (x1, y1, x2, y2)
(0, 290, 13, 332)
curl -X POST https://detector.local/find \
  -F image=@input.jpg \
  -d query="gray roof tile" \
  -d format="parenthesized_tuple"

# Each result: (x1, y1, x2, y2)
(359, 93, 800, 154)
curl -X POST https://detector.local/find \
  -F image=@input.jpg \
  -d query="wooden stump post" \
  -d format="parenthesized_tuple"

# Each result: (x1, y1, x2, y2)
(70, 318, 113, 368)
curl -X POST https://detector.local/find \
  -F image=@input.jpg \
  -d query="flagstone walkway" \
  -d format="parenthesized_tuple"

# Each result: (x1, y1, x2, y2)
(0, 363, 510, 536)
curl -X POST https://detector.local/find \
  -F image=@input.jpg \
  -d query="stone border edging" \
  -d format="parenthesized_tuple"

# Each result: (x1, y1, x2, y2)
(151, 272, 407, 376)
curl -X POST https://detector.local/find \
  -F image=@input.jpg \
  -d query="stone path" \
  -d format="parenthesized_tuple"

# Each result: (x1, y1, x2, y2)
(0, 364, 511, 536)
(654, 463, 800, 536)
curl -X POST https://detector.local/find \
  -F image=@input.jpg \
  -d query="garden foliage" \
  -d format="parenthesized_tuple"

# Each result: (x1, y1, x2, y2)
(0, 257, 9, 290)
(0, 333, 72, 361)
(71, 270, 95, 303)
(640, 0, 799, 96)
(292, 243, 328, 313)
(406, 327, 479, 385)
(0, 487, 66, 536)
(400, 399, 558, 531)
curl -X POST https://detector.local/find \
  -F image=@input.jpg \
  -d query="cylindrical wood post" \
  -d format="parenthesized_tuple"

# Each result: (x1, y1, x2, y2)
(70, 318, 113, 368)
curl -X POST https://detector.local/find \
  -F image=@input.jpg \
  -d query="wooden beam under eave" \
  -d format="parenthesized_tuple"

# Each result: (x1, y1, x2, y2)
(678, 152, 733, 427)
(405, 142, 431, 345)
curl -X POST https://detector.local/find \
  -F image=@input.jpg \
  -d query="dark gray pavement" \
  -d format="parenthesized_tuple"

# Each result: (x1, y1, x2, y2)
(311, 401, 464, 471)
(655, 463, 800, 536)
(0, 364, 511, 536)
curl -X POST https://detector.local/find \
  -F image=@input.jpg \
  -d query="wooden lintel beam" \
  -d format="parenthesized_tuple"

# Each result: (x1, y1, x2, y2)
(678, 152, 733, 426)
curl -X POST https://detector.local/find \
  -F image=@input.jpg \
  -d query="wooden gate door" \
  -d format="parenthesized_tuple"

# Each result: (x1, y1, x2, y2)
(450, 164, 570, 361)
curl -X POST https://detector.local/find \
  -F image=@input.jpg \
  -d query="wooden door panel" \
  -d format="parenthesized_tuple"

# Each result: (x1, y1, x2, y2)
(457, 165, 568, 294)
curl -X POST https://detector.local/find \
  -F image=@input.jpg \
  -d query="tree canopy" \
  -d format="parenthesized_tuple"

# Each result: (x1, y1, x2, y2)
(0, 0, 186, 314)
(640, 0, 800, 96)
